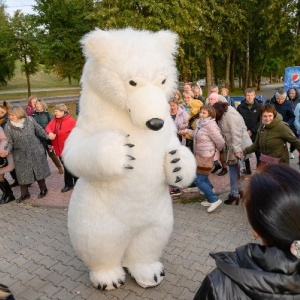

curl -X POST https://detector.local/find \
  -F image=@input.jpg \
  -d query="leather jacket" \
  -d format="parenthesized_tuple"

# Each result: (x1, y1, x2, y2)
(194, 243, 300, 299)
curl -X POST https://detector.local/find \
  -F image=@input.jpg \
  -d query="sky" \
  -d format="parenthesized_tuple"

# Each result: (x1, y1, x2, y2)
(5, 0, 35, 15)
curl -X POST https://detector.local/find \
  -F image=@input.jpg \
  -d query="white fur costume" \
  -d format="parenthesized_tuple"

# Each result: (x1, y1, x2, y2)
(63, 28, 196, 290)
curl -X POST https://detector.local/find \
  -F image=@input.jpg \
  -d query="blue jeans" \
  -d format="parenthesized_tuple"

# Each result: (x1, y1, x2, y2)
(194, 173, 218, 203)
(229, 164, 241, 197)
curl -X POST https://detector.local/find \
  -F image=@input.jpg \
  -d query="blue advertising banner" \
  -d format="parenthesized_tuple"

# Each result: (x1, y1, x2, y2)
(284, 66, 300, 91)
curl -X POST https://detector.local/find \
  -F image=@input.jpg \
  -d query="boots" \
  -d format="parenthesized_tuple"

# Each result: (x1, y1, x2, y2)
(224, 194, 240, 205)
(245, 159, 252, 175)
(9, 169, 19, 187)
(0, 179, 15, 204)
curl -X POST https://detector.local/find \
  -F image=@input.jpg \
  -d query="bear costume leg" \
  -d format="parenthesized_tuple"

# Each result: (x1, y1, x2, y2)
(122, 221, 173, 288)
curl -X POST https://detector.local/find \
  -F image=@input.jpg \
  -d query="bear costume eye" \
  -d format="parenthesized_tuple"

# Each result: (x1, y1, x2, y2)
(129, 80, 137, 86)
(162, 79, 166, 84)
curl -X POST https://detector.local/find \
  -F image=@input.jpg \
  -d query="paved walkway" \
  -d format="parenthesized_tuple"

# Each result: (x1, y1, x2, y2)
(0, 154, 299, 299)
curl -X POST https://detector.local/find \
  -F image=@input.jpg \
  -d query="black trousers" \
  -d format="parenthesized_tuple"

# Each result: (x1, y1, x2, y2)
(59, 157, 78, 187)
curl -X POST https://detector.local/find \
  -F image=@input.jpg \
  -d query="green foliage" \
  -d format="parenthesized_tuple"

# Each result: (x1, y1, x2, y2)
(34, 0, 98, 82)
(0, 1, 16, 85)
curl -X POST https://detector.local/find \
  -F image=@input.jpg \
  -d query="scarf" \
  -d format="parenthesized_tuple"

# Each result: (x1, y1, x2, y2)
(10, 118, 25, 129)
(197, 117, 212, 129)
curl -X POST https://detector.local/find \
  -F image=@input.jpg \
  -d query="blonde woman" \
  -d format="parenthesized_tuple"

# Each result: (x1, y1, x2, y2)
(4, 106, 50, 202)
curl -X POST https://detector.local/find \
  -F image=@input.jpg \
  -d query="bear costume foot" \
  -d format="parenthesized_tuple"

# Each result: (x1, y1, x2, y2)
(124, 261, 165, 288)
(90, 267, 126, 290)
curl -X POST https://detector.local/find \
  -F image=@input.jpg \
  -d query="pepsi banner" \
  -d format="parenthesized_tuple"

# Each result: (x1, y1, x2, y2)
(284, 66, 300, 91)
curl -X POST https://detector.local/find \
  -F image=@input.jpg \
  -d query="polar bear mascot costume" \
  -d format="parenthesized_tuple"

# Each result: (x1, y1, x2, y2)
(63, 28, 196, 290)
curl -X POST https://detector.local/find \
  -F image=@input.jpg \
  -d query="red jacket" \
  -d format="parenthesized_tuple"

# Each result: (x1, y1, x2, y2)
(45, 113, 76, 157)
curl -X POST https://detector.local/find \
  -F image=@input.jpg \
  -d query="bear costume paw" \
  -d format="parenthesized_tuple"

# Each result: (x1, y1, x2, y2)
(90, 267, 126, 290)
(164, 146, 196, 188)
(124, 261, 165, 288)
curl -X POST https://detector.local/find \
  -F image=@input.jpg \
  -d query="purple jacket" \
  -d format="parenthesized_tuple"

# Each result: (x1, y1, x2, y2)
(171, 105, 188, 130)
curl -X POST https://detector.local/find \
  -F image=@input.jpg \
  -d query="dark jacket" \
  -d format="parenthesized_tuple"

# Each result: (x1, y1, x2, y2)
(244, 113, 300, 163)
(268, 97, 294, 127)
(32, 111, 53, 148)
(194, 243, 300, 300)
(237, 99, 262, 142)
(288, 88, 300, 111)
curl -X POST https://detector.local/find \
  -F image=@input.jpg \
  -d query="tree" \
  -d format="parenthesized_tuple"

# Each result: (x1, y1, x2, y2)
(10, 11, 40, 96)
(34, 0, 98, 84)
(0, 1, 16, 86)
(94, 0, 203, 82)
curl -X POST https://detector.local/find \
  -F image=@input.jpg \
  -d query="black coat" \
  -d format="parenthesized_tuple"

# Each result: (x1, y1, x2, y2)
(237, 99, 262, 142)
(194, 243, 300, 300)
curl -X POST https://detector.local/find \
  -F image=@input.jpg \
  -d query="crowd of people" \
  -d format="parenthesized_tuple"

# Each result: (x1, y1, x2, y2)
(0, 97, 77, 204)
(170, 82, 300, 214)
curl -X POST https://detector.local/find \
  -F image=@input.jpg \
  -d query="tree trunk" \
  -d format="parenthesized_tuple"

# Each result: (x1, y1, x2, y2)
(230, 51, 235, 92)
(225, 51, 231, 88)
(205, 55, 212, 97)
(244, 36, 250, 91)
(68, 76, 72, 85)
(24, 57, 31, 97)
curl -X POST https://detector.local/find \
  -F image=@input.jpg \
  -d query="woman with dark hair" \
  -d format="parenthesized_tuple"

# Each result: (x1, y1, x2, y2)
(244, 103, 300, 164)
(213, 102, 252, 205)
(194, 164, 300, 299)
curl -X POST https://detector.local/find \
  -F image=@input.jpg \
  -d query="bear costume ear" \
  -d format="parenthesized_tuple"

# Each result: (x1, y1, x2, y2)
(156, 30, 178, 56)
(81, 28, 111, 59)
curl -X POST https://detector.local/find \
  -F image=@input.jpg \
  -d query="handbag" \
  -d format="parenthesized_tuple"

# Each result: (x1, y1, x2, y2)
(259, 154, 280, 167)
(0, 157, 8, 168)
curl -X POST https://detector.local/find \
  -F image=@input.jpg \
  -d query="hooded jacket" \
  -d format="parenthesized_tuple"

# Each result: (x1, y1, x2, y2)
(194, 243, 300, 300)
(244, 113, 300, 163)
(45, 113, 76, 157)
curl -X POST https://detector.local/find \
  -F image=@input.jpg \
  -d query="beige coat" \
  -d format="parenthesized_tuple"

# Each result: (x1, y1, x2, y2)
(218, 106, 252, 165)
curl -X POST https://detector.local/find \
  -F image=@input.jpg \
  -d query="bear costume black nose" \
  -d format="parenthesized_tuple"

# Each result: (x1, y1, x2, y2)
(146, 118, 164, 131)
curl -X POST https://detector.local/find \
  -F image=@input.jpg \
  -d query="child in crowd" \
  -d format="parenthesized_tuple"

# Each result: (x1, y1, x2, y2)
(25, 95, 37, 116)
(183, 105, 225, 212)
(194, 164, 300, 299)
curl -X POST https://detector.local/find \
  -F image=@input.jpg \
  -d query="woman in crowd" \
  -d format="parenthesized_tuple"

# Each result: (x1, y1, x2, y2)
(0, 126, 15, 204)
(178, 99, 203, 153)
(184, 105, 225, 212)
(194, 164, 300, 299)
(4, 106, 50, 202)
(25, 95, 37, 116)
(46, 104, 77, 193)
(244, 103, 300, 164)
(0, 101, 18, 187)
(32, 100, 64, 174)
(288, 87, 300, 160)
(169, 98, 188, 197)
(220, 87, 236, 108)
(213, 102, 252, 205)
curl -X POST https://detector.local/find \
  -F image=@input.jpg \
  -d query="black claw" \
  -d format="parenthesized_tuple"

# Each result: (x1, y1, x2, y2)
(123, 267, 131, 275)
(175, 176, 183, 183)
(127, 155, 136, 160)
(102, 284, 107, 291)
(173, 167, 181, 173)
(160, 270, 165, 277)
(169, 150, 177, 155)
(126, 134, 130, 137)
(97, 284, 101, 290)
(154, 274, 158, 282)
(112, 282, 118, 289)
(124, 165, 134, 169)
(124, 143, 135, 148)
(171, 158, 180, 163)
(118, 279, 125, 285)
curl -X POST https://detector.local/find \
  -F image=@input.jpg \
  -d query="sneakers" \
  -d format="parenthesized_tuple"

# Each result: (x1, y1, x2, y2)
(200, 201, 211, 207)
(170, 187, 182, 197)
(290, 153, 295, 159)
(207, 199, 222, 213)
